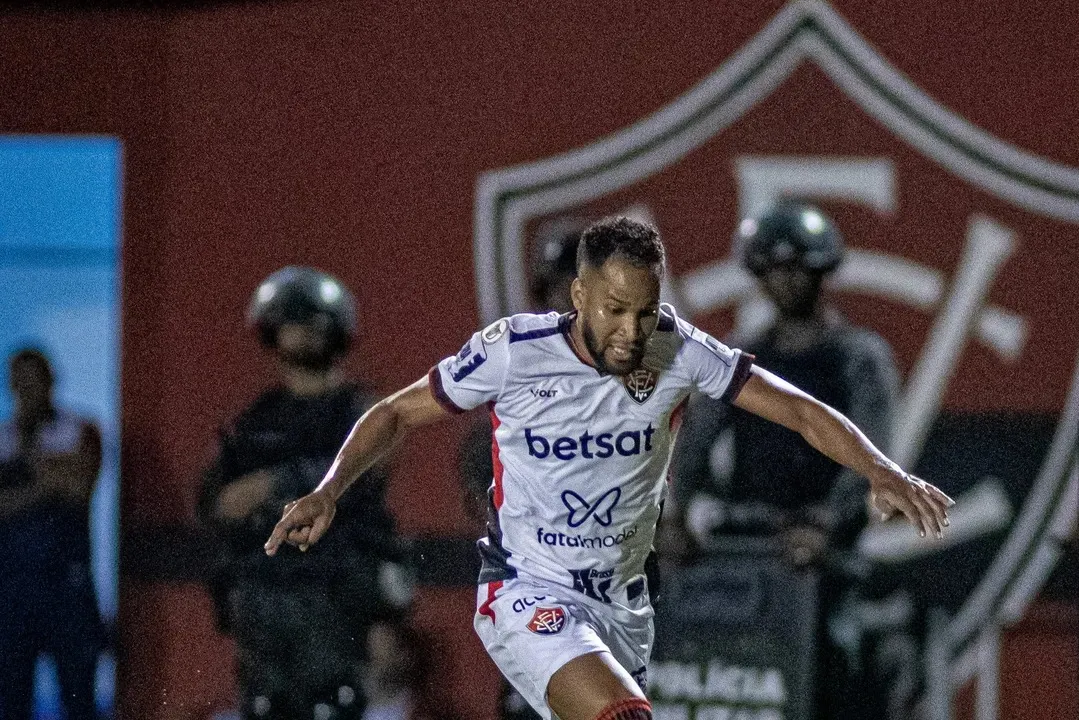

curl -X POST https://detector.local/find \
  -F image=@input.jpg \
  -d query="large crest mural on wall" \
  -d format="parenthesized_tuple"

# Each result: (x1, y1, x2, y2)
(473, 0, 1077, 713)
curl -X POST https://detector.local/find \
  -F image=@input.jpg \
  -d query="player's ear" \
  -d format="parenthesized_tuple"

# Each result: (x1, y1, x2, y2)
(570, 276, 585, 312)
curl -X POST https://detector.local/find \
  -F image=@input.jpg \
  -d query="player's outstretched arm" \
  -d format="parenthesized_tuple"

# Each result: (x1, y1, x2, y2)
(732, 365, 954, 539)
(264, 375, 450, 556)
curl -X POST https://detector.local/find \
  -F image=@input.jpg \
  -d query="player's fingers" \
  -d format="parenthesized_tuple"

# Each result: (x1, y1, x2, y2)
(912, 490, 937, 539)
(925, 483, 956, 512)
(923, 480, 955, 507)
(908, 476, 951, 532)
(306, 512, 333, 548)
(264, 518, 292, 556)
(909, 487, 943, 539)
(891, 492, 929, 538)
(919, 484, 949, 534)
(287, 527, 311, 547)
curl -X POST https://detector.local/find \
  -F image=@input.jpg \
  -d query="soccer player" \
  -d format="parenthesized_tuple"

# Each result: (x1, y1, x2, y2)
(264, 217, 953, 720)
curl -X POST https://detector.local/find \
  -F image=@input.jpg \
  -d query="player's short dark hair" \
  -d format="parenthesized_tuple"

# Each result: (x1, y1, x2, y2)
(577, 216, 666, 276)
(9, 347, 53, 384)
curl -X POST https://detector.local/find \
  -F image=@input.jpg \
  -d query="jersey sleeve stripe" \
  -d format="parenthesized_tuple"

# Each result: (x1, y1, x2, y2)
(427, 365, 467, 414)
(721, 352, 756, 402)
(508, 326, 562, 343)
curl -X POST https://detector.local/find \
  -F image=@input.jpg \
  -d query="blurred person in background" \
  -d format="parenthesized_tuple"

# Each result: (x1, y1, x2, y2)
(0, 348, 105, 720)
(360, 619, 459, 720)
(456, 219, 581, 720)
(198, 267, 412, 720)
(673, 202, 900, 720)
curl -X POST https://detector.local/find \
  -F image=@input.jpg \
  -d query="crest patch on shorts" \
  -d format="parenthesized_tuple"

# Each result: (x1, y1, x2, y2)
(527, 606, 566, 635)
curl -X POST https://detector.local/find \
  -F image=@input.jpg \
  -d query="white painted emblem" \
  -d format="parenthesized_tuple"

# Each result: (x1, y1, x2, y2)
(472, 1, 1078, 709)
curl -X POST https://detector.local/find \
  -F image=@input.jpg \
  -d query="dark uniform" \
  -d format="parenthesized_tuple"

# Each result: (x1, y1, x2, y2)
(199, 267, 407, 720)
(0, 410, 104, 720)
(677, 322, 897, 543)
(200, 383, 404, 720)
(674, 202, 900, 720)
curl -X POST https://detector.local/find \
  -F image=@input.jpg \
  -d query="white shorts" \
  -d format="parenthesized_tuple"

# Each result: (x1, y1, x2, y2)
(473, 573, 654, 720)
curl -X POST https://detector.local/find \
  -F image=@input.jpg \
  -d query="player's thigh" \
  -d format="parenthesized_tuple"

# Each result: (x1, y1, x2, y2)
(475, 581, 608, 718)
(546, 650, 647, 720)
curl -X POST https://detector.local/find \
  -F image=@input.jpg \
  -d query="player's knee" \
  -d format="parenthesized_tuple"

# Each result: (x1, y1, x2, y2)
(594, 697, 652, 720)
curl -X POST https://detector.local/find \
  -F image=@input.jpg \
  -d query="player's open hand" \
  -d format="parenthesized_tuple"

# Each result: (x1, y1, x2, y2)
(264, 488, 337, 556)
(870, 470, 954, 539)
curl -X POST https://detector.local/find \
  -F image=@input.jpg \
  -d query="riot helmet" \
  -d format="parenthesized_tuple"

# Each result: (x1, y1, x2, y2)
(529, 217, 584, 313)
(247, 266, 357, 357)
(737, 201, 844, 276)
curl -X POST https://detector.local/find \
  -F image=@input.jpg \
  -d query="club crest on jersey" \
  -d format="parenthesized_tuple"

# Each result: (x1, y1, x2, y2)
(623, 368, 657, 404)
(527, 606, 566, 635)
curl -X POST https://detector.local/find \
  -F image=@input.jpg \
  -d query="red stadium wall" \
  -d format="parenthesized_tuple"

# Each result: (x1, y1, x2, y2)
(997, 601, 1078, 720)
(955, 601, 1079, 720)
(0, 2, 1076, 719)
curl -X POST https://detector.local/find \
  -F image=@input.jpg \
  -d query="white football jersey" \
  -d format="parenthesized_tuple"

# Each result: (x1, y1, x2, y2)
(430, 305, 752, 606)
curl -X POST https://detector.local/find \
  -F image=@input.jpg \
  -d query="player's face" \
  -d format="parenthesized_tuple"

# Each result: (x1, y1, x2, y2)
(572, 258, 661, 376)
